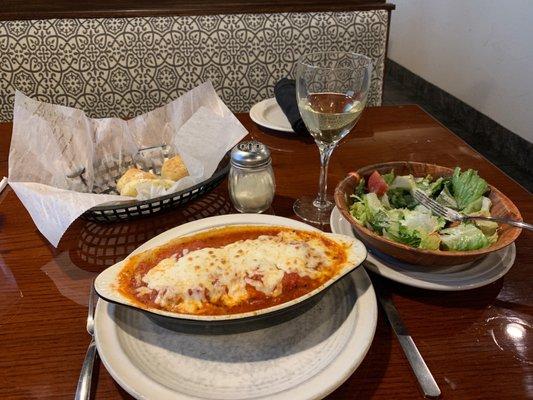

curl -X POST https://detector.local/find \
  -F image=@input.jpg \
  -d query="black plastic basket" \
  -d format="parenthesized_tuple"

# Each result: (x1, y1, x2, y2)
(82, 153, 230, 223)
(73, 191, 232, 270)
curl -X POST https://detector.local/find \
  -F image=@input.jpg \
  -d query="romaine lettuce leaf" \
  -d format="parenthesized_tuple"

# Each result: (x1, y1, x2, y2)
(419, 232, 441, 250)
(401, 209, 445, 233)
(473, 219, 499, 237)
(390, 175, 416, 190)
(429, 179, 444, 197)
(382, 170, 395, 185)
(354, 178, 366, 197)
(350, 193, 405, 234)
(462, 196, 483, 214)
(384, 222, 422, 247)
(368, 209, 389, 234)
(462, 195, 492, 215)
(388, 188, 418, 209)
(380, 193, 391, 209)
(413, 204, 432, 214)
(415, 175, 441, 196)
(467, 196, 492, 217)
(364, 192, 384, 214)
(440, 223, 490, 251)
(384, 221, 441, 250)
(436, 184, 458, 209)
(464, 196, 498, 237)
(364, 193, 400, 233)
(350, 192, 386, 229)
(349, 201, 368, 225)
(451, 167, 488, 210)
(485, 231, 499, 245)
(385, 208, 404, 226)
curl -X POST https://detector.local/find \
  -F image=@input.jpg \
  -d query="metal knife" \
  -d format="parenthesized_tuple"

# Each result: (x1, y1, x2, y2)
(372, 275, 441, 398)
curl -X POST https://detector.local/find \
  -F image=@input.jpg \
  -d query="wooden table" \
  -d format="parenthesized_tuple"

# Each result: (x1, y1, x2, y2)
(0, 105, 531, 399)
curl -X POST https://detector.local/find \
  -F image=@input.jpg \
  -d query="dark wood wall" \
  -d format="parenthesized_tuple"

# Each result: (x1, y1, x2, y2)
(1, 0, 394, 20)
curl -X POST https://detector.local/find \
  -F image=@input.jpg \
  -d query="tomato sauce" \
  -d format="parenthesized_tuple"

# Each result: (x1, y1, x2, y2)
(118, 226, 346, 315)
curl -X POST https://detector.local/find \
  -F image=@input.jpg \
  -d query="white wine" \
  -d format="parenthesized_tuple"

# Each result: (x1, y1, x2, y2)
(299, 93, 365, 143)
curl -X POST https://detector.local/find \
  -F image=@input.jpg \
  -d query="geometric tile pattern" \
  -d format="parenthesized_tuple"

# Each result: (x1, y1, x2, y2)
(0, 10, 388, 121)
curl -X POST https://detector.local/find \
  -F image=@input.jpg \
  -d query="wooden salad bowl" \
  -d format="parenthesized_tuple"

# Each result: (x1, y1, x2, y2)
(334, 161, 523, 266)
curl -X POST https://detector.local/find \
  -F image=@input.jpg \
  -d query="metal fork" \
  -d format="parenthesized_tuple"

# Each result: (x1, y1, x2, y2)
(75, 283, 98, 400)
(412, 189, 532, 231)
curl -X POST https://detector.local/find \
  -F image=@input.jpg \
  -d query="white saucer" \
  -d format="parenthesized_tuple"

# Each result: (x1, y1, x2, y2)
(330, 206, 516, 291)
(249, 98, 294, 132)
(95, 214, 377, 400)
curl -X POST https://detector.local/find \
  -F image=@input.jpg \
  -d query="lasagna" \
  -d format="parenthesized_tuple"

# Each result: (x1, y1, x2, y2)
(118, 226, 353, 315)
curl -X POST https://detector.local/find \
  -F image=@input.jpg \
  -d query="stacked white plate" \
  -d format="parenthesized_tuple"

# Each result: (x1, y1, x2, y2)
(95, 214, 378, 399)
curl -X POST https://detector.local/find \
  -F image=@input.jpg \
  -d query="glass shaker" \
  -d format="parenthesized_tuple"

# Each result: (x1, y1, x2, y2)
(229, 141, 275, 213)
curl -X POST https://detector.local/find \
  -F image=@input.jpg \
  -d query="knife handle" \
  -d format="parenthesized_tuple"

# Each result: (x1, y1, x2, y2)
(397, 335, 441, 398)
(75, 339, 97, 400)
(374, 276, 441, 398)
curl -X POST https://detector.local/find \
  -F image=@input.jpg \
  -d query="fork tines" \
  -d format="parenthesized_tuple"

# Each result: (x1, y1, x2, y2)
(413, 189, 456, 220)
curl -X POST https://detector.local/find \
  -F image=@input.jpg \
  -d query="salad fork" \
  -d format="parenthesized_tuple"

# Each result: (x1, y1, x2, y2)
(413, 189, 532, 231)
(75, 283, 98, 400)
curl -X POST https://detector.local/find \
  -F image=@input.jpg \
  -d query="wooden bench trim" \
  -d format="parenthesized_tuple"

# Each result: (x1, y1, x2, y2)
(0, 1, 395, 21)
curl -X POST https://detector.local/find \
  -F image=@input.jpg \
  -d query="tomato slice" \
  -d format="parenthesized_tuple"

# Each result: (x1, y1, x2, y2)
(367, 170, 388, 196)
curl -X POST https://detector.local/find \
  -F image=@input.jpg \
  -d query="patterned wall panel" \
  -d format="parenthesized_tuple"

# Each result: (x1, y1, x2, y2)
(0, 11, 388, 122)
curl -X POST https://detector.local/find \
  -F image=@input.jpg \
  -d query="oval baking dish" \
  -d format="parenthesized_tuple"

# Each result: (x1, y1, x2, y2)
(94, 214, 367, 325)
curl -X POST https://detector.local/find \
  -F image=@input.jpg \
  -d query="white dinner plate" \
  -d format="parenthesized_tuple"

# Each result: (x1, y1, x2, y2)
(249, 98, 294, 132)
(94, 214, 378, 400)
(330, 206, 516, 291)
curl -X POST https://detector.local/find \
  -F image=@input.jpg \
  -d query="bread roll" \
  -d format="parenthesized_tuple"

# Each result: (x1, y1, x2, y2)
(161, 155, 189, 181)
(116, 168, 157, 196)
(122, 178, 175, 197)
(137, 178, 175, 192)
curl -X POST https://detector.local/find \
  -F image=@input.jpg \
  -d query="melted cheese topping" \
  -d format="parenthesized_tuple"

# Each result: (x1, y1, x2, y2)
(140, 231, 331, 313)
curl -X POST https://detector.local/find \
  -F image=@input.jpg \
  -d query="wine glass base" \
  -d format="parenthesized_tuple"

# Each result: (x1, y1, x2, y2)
(293, 195, 335, 225)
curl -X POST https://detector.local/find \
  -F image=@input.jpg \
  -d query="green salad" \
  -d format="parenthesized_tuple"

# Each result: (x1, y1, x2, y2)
(349, 167, 498, 251)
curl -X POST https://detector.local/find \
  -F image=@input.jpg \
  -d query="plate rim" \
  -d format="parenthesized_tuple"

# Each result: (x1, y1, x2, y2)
(249, 98, 294, 133)
(330, 206, 516, 291)
(95, 265, 377, 400)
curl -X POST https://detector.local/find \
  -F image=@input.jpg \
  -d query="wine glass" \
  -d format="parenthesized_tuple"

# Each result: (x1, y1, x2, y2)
(293, 51, 372, 224)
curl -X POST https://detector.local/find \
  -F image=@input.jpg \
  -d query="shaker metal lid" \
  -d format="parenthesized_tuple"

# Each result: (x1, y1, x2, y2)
(230, 140, 271, 168)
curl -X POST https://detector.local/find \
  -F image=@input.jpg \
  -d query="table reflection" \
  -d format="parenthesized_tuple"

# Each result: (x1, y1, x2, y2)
(250, 129, 314, 154)
(70, 190, 232, 271)
(488, 316, 532, 365)
(0, 257, 23, 320)
(40, 251, 94, 307)
(39, 190, 232, 307)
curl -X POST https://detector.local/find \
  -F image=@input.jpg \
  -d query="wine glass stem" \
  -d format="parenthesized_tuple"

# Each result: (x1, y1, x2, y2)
(314, 142, 336, 209)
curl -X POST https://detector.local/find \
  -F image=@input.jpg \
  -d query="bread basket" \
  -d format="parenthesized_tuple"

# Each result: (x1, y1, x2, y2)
(82, 145, 229, 222)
